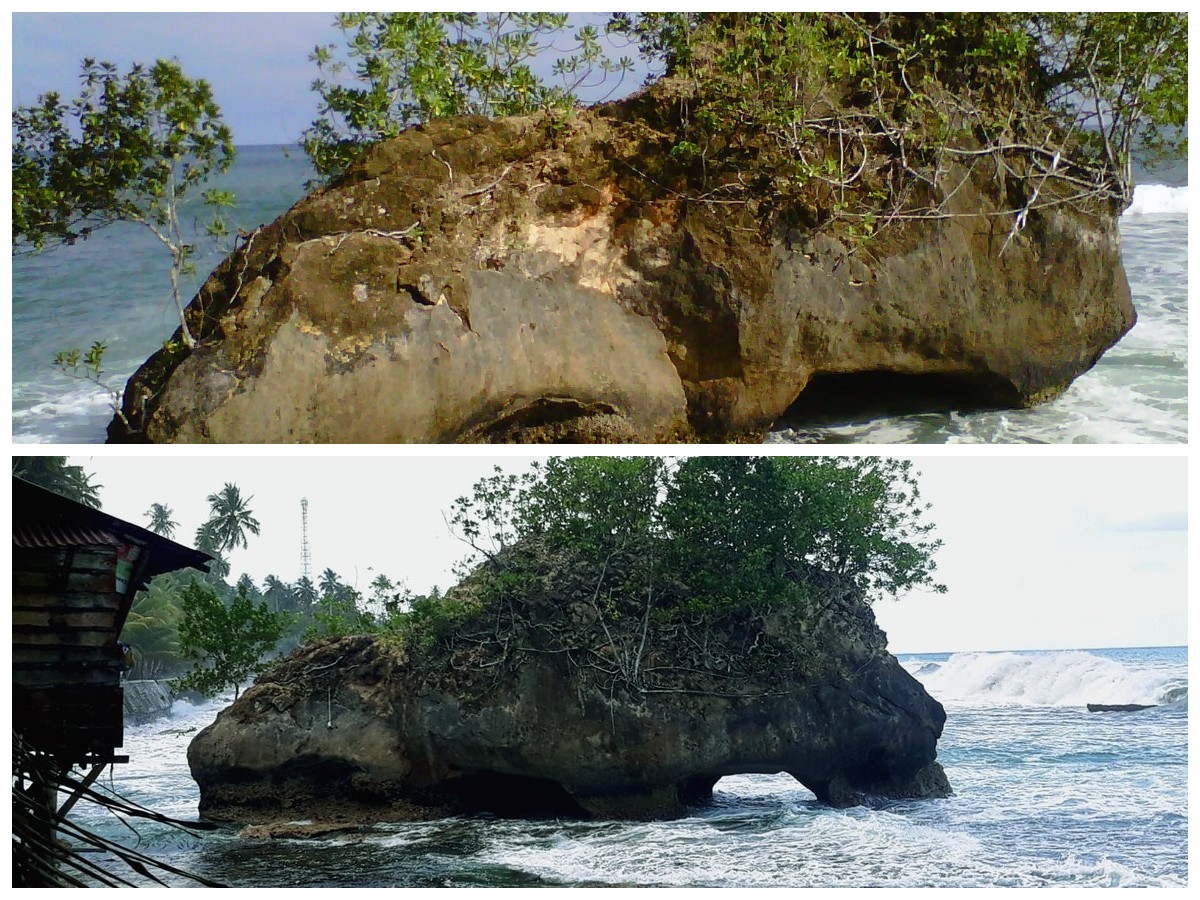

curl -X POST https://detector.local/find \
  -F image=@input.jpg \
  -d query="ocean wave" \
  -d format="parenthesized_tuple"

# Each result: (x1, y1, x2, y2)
(912, 650, 1183, 708)
(1124, 183, 1189, 217)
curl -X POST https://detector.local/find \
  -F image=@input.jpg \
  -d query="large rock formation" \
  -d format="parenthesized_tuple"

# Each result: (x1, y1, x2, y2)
(188, 556, 950, 824)
(111, 84, 1133, 443)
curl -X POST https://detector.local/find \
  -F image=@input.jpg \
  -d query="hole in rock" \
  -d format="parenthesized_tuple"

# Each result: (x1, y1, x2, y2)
(449, 771, 591, 819)
(706, 773, 818, 807)
(778, 369, 1015, 434)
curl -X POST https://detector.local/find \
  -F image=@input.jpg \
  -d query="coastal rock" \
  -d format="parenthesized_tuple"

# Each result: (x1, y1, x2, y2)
(112, 90, 1134, 443)
(187, 560, 951, 824)
(1086, 703, 1157, 712)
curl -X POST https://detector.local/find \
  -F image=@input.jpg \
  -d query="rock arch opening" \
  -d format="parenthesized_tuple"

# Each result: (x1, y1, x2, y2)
(448, 771, 591, 818)
(688, 773, 819, 807)
(778, 369, 1018, 432)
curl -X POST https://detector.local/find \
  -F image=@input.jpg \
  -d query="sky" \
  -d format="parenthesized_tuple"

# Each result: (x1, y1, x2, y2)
(9, 10, 642, 147)
(62, 452, 1188, 655)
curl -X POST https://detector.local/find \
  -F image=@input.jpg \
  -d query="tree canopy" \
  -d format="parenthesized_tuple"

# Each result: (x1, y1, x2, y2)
(451, 456, 944, 613)
(173, 580, 286, 699)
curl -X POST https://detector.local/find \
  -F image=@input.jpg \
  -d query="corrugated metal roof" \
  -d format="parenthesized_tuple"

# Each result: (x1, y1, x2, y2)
(13, 477, 213, 579)
(13, 524, 123, 550)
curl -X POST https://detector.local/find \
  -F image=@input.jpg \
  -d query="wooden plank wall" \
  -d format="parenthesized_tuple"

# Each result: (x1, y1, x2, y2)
(12, 544, 126, 763)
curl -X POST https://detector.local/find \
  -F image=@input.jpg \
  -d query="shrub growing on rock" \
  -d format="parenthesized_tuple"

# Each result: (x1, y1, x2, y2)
(449, 455, 944, 618)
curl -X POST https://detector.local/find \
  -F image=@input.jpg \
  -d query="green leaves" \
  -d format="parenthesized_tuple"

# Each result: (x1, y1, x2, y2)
(302, 13, 626, 182)
(15, 57, 239, 358)
(13, 58, 235, 252)
(450, 456, 945, 615)
(609, 12, 1185, 229)
(1032, 12, 1187, 197)
(172, 580, 286, 699)
(52, 340, 133, 428)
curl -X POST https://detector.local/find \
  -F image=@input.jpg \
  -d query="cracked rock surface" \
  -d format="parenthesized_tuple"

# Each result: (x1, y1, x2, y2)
(112, 88, 1134, 443)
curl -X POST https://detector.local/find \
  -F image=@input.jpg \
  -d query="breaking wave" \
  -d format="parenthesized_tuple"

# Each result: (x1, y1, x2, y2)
(909, 650, 1185, 708)
(1124, 183, 1189, 217)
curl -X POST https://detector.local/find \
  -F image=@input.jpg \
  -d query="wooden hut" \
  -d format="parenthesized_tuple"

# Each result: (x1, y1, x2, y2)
(12, 476, 211, 876)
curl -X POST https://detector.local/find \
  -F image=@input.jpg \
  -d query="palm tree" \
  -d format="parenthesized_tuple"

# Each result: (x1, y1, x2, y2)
(200, 483, 261, 553)
(194, 520, 231, 580)
(262, 574, 289, 613)
(293, 577, 317, 613)
(318, 568, 342, 599)
(144, 502, 178, 538)
(13, 456, 102, 508)
(235, 573, 261, 600)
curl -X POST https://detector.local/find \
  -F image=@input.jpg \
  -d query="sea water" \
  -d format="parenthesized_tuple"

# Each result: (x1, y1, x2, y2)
(67, 646, 1186, 887)
(9, 148, 1189, 444)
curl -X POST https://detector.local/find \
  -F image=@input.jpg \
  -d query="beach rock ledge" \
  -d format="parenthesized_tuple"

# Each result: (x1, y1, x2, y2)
(112, 86, 1134, 442)
(187, 559, 950, 823)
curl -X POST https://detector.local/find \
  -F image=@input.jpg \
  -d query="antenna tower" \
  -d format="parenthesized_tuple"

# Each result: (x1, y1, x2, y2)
(300, 498, 312, 582)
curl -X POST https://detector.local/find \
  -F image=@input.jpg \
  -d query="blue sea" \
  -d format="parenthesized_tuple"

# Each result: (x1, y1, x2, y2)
(9, 147, 1188, 444)
(67, 645, 1187, 887)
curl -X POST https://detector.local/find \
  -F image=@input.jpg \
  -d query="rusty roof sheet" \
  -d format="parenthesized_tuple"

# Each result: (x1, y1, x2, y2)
(13, 523, 123, 550)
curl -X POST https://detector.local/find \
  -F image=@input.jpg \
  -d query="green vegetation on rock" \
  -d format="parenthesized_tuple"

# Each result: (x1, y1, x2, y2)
(610, 12, 1185, 228)
(451, 456, 943, 614)
(303, 12, 1185, 229)
(346, 456, 947, 698)
(303, 12, 634, 181)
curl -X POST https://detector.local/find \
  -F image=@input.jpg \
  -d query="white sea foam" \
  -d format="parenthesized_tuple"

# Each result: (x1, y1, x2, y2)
(1123, 183, 1189, 217)
(10, 385, 115, 443)
(913, 650, 1181, 708)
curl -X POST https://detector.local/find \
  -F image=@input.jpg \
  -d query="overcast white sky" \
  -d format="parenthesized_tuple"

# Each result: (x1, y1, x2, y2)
(60, 452, 1186, 655)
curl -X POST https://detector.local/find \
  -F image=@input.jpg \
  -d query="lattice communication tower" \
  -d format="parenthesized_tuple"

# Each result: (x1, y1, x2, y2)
(300, 498, 312, 583)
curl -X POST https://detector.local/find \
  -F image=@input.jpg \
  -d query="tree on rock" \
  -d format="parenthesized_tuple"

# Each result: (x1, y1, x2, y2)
(451, 455, 945, 615)
(12, 58, 236, 348)
(173, 581, 286, 699)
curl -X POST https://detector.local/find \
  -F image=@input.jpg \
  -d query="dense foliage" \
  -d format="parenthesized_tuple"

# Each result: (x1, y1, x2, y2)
(173, 581, 286, 699)
(451, 456, 944, 614)
(303, 12, 1185, 228)
(609, 12, 1186, 225)
(12, 58, 236, 347)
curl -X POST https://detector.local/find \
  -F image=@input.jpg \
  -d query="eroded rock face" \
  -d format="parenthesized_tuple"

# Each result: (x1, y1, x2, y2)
(188, 568, 950, 824)
(113, 94, 1134, 443)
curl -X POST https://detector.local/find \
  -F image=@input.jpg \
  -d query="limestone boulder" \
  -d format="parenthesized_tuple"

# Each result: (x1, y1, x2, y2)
(188, 564, 950, 824)
(113, 95, 1133, 443)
